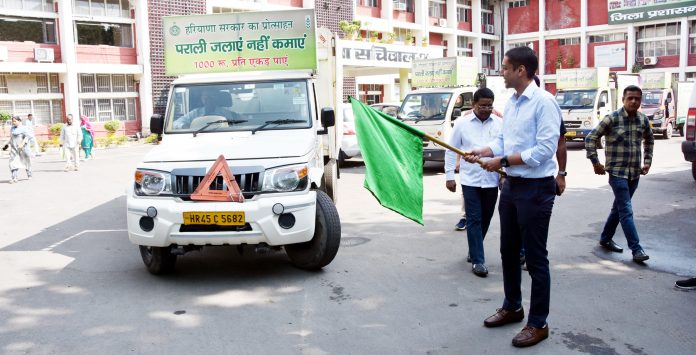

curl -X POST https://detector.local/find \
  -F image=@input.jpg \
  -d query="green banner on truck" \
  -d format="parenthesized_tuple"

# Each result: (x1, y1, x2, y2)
(162, 9, 317, 75)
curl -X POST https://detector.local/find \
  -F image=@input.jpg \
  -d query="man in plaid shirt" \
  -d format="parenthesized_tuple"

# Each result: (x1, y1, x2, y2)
(585, 85, 654, 263)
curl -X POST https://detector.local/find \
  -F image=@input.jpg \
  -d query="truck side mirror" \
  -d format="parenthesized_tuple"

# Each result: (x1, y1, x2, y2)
(318, 107, 335, 135)
(666, 97, 672, 104)
(150, 114, 163, 135)
(598, 101, 606, 108)
(452, 108, 462, 119)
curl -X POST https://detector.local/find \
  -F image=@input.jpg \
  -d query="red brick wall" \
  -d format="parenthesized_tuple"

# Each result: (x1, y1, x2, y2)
(75, 46, 137, 64)
(588, 40, 627, 71)
(587, 0, 608, 26)
(429, 33, 443, 46)
(356, 5, 381, 17)
(393, 10, 415, 22)
(545, 82, 556, 95)
(545, 0, 580, 30)
(650, 55, 679, 69)
(0, 42, 62, 63)
(544, 40, 580, 74)
(508, 0, 539, 34)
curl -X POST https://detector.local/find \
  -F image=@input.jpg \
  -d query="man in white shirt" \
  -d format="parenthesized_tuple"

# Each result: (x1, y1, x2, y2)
(445, 88, 502, 277)
(24, 113, 41, 156)
(60, 114, 82, 171)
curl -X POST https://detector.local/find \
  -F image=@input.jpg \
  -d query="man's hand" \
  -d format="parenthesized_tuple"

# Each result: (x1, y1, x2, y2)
(641, 164, 651, 175)
(446, 180, 457, 192)
(593, 163, 606, 175)
(2, 144, 7, 151)
(481, 157, 503, 172)
(555, 175, 566, 196)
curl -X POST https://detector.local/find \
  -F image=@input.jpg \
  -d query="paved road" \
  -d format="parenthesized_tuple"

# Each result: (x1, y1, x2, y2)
(0, 138, 694, 354)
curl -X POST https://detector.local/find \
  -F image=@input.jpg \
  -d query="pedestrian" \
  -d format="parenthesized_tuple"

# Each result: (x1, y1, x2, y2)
(24, 113, 41, 156)
(2, 115, 33, 183)
(585, 85, 654, 263)
(675, 277, 696, 290)
(445, 88, 502, 277)
(60, 114, 82, 171)
(80, 115, 95, 160)
(464, 46, 561, 348)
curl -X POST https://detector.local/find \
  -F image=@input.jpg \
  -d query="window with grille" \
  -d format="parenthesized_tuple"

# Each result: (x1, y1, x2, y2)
(457, 2, 471, 23)
(393, 0, 412, 12)
(429, 0, 445, 18)
(508, 0, 529, 8)
(80, 97, 137, 122)
(589, 33, 627, 43)
(637, 22, 680, 57)
(559, 37, 580, 46)
(74, 0, 129, 18)
(0, 75, 8, 94)
(0, 99, 63, 125)
(1, 0, 55, 12)
(79, 74, 135, 93)
(360, 0, 378, 7)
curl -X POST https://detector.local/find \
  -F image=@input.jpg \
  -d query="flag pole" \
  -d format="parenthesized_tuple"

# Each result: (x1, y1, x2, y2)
(422, 133, 507, 177)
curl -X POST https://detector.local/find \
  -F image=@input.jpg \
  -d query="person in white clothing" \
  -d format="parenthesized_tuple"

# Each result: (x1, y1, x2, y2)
(445, 88, 502, 277)
(24, 113, 41, 156)
(60, 114, 82, 171)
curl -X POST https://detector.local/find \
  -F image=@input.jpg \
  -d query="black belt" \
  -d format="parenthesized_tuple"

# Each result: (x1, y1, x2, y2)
(506, 176, 554, 183)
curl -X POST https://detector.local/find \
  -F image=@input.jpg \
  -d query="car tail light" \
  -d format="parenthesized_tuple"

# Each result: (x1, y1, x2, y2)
(686, 109, 696, 140)
(343, 124, 355, 135)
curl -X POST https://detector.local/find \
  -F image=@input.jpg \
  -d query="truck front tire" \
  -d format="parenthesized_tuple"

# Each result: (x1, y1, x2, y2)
(139, 245, 177, 275)
(285, 190, 341, 270)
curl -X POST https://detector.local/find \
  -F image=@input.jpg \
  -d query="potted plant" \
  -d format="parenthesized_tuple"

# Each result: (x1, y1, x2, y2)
(370, 31, 379, 43)
(386, 31, 396, 44)
(421, 37, 428, 47)
(0, 111, 10, 136)
(338, 20, 362, 40)
(405, 31, 413, 45)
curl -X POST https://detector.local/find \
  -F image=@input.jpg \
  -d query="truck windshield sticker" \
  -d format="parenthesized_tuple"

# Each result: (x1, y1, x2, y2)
(163, 9, 317, 75)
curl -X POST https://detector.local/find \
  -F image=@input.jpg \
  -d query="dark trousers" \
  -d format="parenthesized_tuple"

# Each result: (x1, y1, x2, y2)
(462, 185, 499, 264)
(499, 176, 556, 328)
(600, 175, 642, 252)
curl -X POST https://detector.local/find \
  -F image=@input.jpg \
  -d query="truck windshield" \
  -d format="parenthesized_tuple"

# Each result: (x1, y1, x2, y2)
(641, 90, 662, 106)
(401, 93, 453, 121)
(555, 90, 597, 109)
(166, 80, 312, 133)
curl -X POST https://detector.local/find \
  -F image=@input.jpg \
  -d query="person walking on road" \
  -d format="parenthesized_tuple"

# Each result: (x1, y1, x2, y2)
(445, 88, 502, 277)
(24, 113, 41, 156)
(60, 114, 82, 171)
(585, 85, 654, 263)
(464, 46, 561, 348)
(80, 115, 95, 160)
(2, 115, 33, 183)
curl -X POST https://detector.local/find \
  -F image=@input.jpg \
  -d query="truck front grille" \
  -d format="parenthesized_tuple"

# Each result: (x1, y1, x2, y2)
(565, 120, 582, 129)
(174, 173, 261, 199)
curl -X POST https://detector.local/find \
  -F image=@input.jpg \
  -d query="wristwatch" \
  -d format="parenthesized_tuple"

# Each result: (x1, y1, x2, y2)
(558, 170, 567, 176)
(500, 156, 510, 168)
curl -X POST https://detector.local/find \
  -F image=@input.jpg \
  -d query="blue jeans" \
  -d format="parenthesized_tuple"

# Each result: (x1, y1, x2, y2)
(600, 175, 642, 252)
(499, 177, 555, 328)
(462, 185, 499, 265)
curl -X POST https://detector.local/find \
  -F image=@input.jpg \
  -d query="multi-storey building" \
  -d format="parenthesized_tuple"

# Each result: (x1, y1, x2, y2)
(505, 0, 696, 93)
(0, 0, 154, 138)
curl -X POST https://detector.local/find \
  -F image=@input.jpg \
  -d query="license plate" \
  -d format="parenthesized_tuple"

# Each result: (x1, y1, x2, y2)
(565, 131, 576, 137)
(182, 212, 245, 226)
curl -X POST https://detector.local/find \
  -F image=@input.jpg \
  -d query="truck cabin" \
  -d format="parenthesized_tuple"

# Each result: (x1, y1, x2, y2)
(555, 90, 598, 109)
(642, 89, 672, 108)
(399, 92, 471, 121)
(166, 80, 312, 134)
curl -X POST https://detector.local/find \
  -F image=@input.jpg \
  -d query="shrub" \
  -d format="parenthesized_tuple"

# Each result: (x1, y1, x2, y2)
(0, 111, 10, 124)
(49, 123, 64, 137)
(143, 133, 159, 144)
(114, 135, 128, 145)
(103, 120, 121, 135)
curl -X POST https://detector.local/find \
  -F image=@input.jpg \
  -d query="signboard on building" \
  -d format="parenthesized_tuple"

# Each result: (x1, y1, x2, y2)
(162, 9, 317, 75)
(411, 57, 479, 88)
(556, 68, 610, 89)
(594, 43, 626, 68)
(608, 0, 696, 25)
(340, 42, 432, 69)
(641, 72, 672, 89)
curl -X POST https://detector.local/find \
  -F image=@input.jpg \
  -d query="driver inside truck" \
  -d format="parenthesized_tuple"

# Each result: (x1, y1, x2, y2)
(419, 96, 446, 118)
(173, 89, 239, 129)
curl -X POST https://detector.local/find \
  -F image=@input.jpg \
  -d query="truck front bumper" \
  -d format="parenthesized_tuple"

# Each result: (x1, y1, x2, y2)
(565, 129, 592, 141)
(127, 190, 317, 247)
(423, 148, 445, 161)
(682, 140, 696, 162)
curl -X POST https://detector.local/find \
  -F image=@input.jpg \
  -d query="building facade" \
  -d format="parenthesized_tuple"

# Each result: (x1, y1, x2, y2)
(505, 0, 696, 93)
(0, 0, 153, 138)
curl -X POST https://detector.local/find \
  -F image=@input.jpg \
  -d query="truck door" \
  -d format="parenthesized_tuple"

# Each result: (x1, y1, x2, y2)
(598, 90, 611, 121)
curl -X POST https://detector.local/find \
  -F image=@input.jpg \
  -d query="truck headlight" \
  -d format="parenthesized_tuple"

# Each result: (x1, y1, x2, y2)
(583, 118, 592, 128)
(135, 170, 172, 196)
(262, 164, 309, 192)
(653, 109, 664, 119)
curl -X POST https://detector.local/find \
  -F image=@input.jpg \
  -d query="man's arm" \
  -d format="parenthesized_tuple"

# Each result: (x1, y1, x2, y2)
(445, 121, 464, 192)
(585, 114, 612, 174)
(555, 133, 567, 195)
(642, 116, 655, 175)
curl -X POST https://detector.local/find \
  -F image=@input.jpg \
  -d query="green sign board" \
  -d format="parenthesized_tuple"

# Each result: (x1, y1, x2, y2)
(411, 57, 478, 88)
(608, 0, 696, 25)
(162, 9, 317, 75)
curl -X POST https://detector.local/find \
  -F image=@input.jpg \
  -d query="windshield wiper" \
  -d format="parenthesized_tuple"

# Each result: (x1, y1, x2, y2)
(193, 119, 247, 137)
(414, 112, 444, 123)
(251, 119, 305, 135)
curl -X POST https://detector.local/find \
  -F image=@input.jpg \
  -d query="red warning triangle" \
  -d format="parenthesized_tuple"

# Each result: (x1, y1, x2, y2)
(190, 155, 245, 202)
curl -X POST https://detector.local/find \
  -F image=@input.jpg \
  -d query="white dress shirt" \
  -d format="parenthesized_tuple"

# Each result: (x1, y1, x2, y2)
(445, 112, 502, 188)
(488, 83, 561, 178)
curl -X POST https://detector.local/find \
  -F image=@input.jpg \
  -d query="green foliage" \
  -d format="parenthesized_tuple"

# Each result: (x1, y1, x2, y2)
(96, 134, 127, 147)
(631, 63, 643, 73)
(38, 137, 60, 152)
(143, 133, 159, 144)
(338, 20, 362, 39)
(49, 123, 64, 137)
(103, 120, 121, 135)
(405, 31, 413, 44)
(0, 112, 10, 123)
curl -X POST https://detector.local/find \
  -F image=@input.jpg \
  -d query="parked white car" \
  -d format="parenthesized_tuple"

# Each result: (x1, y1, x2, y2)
(339, 104, 360, 164)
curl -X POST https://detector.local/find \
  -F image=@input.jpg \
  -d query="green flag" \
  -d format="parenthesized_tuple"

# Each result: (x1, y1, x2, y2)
(349, 97, 426, 225)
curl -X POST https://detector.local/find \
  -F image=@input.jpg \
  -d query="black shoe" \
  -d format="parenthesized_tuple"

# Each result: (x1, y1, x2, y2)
(632, 249, 649, 262)
(466, 253, 471, 263)
(455, 218, 467, 231)
(600, 240, 624, 253)
(472, 264, 488, 277)
(675, 278, 696, 290)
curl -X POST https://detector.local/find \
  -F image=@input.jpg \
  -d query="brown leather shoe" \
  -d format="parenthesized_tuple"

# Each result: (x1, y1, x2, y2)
(483, 308, 524, 328)
(512, 325, 549, 347)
